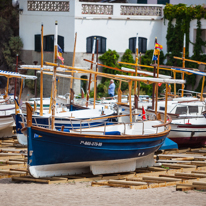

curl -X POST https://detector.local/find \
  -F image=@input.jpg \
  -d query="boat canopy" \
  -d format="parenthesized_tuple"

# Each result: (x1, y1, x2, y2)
(121, 67, 172, 79)
(0, 70, 37, 79)
(172, 68, 206, 76)
(115, 74, 186, 84)
(37, 71, 72, 78)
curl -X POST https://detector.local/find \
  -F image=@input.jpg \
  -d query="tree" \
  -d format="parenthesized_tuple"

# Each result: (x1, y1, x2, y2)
(0, 1, 23, 71)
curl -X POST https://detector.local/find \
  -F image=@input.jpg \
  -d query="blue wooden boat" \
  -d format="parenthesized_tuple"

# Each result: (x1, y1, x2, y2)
(15, 105, 115, 145)
(26, 103, 170, 178)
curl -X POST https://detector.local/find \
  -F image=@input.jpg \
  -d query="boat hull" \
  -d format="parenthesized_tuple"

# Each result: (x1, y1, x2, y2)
(27, 126, 168, 178)
(168, 118, 206, 146)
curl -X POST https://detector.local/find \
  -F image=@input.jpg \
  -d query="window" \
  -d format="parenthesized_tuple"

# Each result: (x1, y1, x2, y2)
(129, 37, 147, 53)
(34, 35, 64, 52)
(86, 36, 106, 53)
(157, 0, 169, 4)
(175, 106, 187, 114)
(137, 0, 147, 3)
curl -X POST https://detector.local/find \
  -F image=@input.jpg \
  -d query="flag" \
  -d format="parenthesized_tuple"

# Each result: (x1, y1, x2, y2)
(142, 106, 146, 120)
(155, 43, 163, 50)
(158, 83, 162, 87)
(57, 45, 64, 64)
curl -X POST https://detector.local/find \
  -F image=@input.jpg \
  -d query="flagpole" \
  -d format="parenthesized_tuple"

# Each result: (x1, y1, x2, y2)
(152, 37, 157, 110)
(155, 50, 160, 115)
(51, 21, 58, 130)
(70, 32, 77, 95)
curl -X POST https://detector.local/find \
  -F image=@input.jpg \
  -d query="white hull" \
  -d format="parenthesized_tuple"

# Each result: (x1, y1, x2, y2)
(17, 133, 27, 145)
(29, 153, 155, 178)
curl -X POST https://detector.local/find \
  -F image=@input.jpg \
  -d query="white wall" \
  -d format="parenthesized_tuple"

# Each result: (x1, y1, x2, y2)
(19, 0, 75, 52)
(75, 1, 165, 53)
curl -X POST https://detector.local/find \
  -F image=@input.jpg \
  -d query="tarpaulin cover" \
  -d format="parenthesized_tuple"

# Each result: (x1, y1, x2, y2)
(159, 138, 178, 150)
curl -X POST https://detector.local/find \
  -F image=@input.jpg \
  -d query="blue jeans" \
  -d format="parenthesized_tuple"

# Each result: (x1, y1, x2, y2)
(109, 94, 114, 97)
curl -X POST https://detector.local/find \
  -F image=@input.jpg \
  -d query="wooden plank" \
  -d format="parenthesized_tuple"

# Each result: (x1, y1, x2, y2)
(0, 164, 26, 170)
(176, 183, 206, 191)
(175, 172, 206, 178)
(159, 174, 197, 180)
(192, 170, 206, 174)
(161, 163, 196, 169)
(12, 176, 68, 184)
(0, 170, 27, 175)
(142, 176, 182, 182)
(12, 176, 50, 184)
(108, 180, 147, 186)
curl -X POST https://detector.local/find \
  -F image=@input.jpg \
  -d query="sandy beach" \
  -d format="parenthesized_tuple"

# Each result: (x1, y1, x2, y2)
(0, 178, 206, 206)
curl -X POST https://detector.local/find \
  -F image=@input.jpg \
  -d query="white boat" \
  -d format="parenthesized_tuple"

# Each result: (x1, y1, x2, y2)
(168, 118, 206, 146)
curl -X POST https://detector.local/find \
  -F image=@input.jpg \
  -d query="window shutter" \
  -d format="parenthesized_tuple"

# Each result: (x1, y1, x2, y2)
(139, 37, 142, 53)
(142, 38, 147, 53)
(58, 36, 64, 52)
(137, 0, 147, 3)
(129, 38, 134, 53)
(130, 37, 136, 53)
(157, 0, 170, 5)
(139, 37, 147, 53)
(86, 37, 92, 53)
(34, 34, 41, 52)
(101, 37, 106, 53)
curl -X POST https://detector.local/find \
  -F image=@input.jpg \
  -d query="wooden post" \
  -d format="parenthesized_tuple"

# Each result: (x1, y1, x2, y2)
(201, 76, 205, 101)
(173, 71, 176, 97)
(70, 32, 77, 92)
(129, 81, 132, 128)
(40, 24, 44, 116)
(155, 50, 160, 115)
(5, 78, 9, 98)
(164, 83, 168, 123)
(137, 52, 141, 108)
(93, 74, 97, 109)
(14, 54, 18, 99)
(181, 34, 186, 97)
(51, 21, 58, 130)
(152, 37, 157, 110)
(86, 37, 96, 107)
(95, 39, 99, 100)
(134, 33, 138, 95)
(49, 86, 53, 114)
(18, 79, 23, 101)
(118, 88, 122, 103)
(26, 103, 33, 127)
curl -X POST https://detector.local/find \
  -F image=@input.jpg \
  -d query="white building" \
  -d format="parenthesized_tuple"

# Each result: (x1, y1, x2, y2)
(18, 0, 206, 95)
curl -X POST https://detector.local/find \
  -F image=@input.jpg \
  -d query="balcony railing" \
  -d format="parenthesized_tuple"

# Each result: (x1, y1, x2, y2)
(120, 5, 162, 16)
(81, 4, 113, 15)
(27, 1, 70, 12)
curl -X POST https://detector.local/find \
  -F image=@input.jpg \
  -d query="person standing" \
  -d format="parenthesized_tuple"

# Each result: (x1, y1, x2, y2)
(108, 79, 115, 97)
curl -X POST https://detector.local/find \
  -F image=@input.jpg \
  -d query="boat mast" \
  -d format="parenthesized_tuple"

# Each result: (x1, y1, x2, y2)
(86, 37, 96, 107)
(69, 32, 77, 95)
(40, 24, 44, 116)
(51, 21, 58, 130)
(164, 83, 169, 123)
(155, 50, 160, 115)
(134, 33, 138, 95)
(181, 34, 186, 97)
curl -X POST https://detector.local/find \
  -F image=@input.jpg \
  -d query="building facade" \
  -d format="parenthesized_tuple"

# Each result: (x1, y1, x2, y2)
(18, 0, 206, 95)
